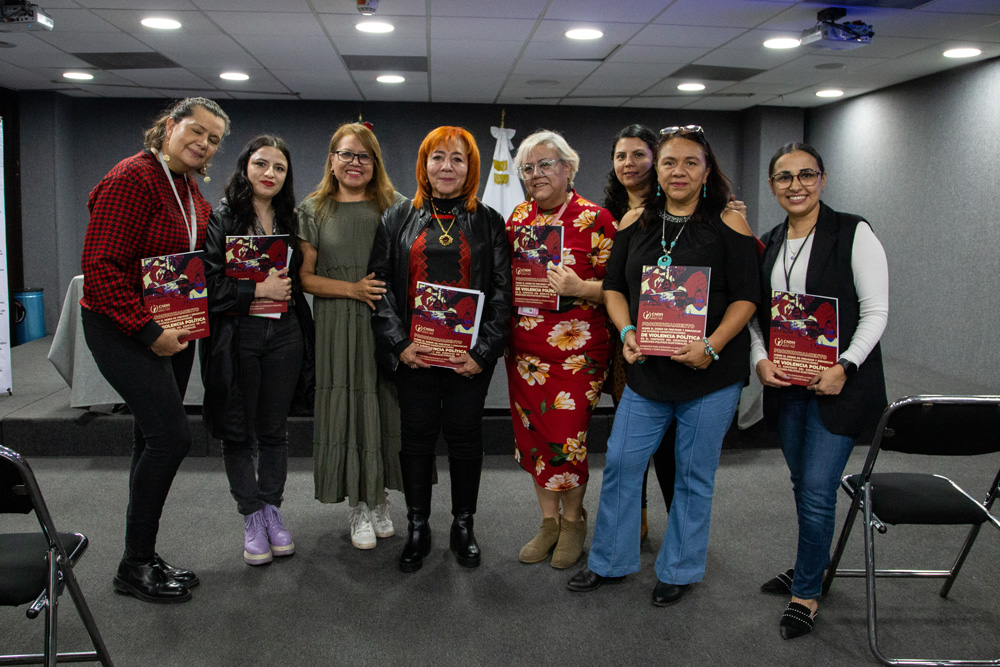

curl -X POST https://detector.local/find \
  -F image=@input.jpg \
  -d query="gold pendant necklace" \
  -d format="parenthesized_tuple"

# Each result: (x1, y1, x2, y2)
(431, 206, 456, 246)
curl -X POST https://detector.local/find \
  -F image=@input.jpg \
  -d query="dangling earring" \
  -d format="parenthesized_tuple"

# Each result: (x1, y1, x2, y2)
(702, 184, 707, 199)
(656, 184, 662, 198)
(162, 153, 171, 163)
(201, 165, 211, 184)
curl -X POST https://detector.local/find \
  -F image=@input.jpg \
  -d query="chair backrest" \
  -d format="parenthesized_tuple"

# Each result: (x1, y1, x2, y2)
(877, 395, 1000, 457)
(0, 445, 35, 514)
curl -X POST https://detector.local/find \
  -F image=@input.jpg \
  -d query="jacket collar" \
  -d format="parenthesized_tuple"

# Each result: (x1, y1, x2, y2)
(762, 200, 837, 294)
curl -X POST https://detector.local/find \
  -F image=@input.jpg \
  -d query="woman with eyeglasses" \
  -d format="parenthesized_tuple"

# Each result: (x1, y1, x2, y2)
(298, 123, 407, 550)
(568, 125, 759, 607)
(368, 126, 511, 572)
(507, 130, 617, 570)
(751, 143, 888, 639)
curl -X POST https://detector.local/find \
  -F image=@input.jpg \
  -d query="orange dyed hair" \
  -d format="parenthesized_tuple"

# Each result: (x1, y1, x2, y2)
(412, 126, 480, 212)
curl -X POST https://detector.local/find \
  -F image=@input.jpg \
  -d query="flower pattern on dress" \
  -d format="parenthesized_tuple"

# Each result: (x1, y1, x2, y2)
(590, 232, 612, 268)
(509, 202, 531, 224)
(545, 472, 581, 491)
(562, 354, 588, 374)
(562, 431, 587, 463)
(547, 319, 591, 351)
(516, 354, 550, 386)
(553, 391, 576, 411)
(518, 314, 544, 331)
(572, 209, 596, 231)
(586, 380, 603, 409)
(535, 457, 546, 476)
(560, 246, 577, 266)
(514, 401, 535, 431)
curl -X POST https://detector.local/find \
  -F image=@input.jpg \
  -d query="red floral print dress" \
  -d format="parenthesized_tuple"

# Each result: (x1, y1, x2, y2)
(505, 191, 617, 490)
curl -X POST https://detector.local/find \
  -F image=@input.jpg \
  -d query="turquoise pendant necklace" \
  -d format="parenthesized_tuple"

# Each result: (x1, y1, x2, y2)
(658, 208, 691, 268)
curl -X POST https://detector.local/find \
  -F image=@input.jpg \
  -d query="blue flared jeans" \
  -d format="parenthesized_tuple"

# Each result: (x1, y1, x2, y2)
(588, 381, 743, 585)
(777, 387, 856, 599)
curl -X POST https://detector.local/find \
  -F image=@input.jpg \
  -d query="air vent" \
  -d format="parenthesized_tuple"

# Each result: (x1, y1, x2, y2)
(669, 65, 765, 82)
(342, 55, 427, 72)
(71, 52, 180, 70)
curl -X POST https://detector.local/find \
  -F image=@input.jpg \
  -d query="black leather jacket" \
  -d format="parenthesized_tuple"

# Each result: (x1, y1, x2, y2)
(368, 198, 512, 372)
(199, 201, 315, 441)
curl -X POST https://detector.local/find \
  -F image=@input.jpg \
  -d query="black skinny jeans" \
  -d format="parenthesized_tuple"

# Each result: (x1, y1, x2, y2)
(82, 309, 194, 561)
(222, 312, 303, 515)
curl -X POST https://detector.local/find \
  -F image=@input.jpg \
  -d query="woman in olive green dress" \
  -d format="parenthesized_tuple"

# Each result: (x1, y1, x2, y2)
(298, 123, 406, 549)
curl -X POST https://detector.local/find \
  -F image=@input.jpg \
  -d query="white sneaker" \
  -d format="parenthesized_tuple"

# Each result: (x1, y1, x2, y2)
(349, 503, 377, 550)
(373, 501, 394, 538)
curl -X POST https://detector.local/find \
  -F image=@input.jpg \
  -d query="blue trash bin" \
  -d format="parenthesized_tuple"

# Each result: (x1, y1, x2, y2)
(13, 288, 45, 346)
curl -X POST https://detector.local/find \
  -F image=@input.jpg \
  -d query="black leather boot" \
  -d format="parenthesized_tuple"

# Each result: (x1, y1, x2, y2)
(113, 555, 191, 604)
(399, 453, 434, 573)
(448, 456, 482, 568)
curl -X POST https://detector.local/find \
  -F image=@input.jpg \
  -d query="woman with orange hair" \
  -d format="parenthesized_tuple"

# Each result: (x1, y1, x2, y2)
(368, 126, 512, 572)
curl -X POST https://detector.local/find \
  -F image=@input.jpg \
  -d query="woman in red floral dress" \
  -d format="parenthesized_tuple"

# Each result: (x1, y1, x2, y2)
(506, 130, 617, 569)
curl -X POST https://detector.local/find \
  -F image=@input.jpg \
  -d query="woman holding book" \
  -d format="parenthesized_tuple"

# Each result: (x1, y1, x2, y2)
(567, 126, 758, 607)
(81, 97, 229, 603)
(368, 126, 511, 572)
(298, 123, 407, 550)
(507, 130, 617, 570)
(751, 142, 888, 639)
(202, 135, 313, 566)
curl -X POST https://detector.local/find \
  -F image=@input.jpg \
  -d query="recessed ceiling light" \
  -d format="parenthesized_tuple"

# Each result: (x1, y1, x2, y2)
(943, 47, 981, 59)
(220, 72, 249, 81)
(816, 89, 844, 98)
(678, 82, 705, 92)
(141, 17, 181, 30)
(377, 74, 405, 84)
(763, 37, 800, 49)
(62, 71, 94, 80)
(356, 21, 394, 33)
(565, 28, 603, 40)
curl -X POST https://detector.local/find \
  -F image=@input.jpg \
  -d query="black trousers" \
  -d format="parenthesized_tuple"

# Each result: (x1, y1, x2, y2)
(83, 309, 194, 560)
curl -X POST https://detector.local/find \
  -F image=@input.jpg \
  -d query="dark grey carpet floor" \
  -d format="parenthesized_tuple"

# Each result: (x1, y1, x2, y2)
(2, 449, 999, 667)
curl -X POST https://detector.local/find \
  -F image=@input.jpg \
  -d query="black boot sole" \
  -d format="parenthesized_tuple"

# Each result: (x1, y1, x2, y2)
(452, 550, 481, 568)
(113, 576, 192, 604)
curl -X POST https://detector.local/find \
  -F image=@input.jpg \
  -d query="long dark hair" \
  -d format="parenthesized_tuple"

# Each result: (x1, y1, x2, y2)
(223, 135, 302, 290)
(768, 142, 825, 177)
(601, 124, 657, 220)
(638, 127, 732, 229)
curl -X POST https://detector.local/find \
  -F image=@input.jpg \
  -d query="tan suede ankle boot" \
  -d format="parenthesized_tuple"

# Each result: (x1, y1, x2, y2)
(640, 507, 649, 543)
(519, 517, 561, 563)
(551, 509, 587, 569)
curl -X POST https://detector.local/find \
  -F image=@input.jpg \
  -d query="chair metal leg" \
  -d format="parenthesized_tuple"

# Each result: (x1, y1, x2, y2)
(59, 558, 114, 666)
(824, 483, 864, 595)
(45, 550, 58, 667)
(939, 523, 983, 599)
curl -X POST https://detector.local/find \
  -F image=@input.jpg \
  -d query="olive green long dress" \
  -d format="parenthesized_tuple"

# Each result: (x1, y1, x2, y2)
(298, 192, 407, 506)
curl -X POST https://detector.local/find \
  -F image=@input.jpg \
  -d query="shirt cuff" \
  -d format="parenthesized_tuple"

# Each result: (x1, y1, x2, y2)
(135, 320, 164, 348)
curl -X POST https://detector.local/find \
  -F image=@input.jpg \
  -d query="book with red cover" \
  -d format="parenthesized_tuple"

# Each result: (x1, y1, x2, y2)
(768, 290, 839, 386)
(224, 235, 290, 317)
(408, 282, 485, 369)
(140, 250, 209, 340)
(512, 224, 562, 310)
(635, 264, 710, 356)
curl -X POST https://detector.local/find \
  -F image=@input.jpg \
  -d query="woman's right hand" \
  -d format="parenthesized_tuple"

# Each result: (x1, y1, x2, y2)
(353, 272, 387, 310)
(400, 343, 432, 370)
(755, 358, 792, 388)
(622, 330, 646, 365)
(150, 328, 190, 357)
(255, 267, 292, 301)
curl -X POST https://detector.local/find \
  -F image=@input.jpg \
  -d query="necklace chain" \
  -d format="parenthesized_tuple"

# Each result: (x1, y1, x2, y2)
(657, 207, 691, 268)
(431, 206, 456, 246)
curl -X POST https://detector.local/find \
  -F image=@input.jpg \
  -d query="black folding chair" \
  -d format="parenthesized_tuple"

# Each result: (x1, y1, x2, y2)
(0, 445, 114, 666)
(823, 395, 1000, 667)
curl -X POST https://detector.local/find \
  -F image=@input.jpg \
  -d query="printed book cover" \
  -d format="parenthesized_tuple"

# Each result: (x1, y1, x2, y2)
(511, 224, 562, 310)
(769, 290, 839, 386)
(636, 265, 710, 356)
(141, 250, 209, 340)
(409, 281, 485, 369)
(225, 235, 290, 317)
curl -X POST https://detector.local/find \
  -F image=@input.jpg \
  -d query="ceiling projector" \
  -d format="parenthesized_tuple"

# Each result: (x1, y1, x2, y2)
(0, 1, 53, 31)
(801, 7, 872, 51)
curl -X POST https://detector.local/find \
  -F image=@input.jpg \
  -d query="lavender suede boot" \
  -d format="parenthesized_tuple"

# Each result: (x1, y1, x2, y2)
(262, 504, 295, 557)
(244, 509, 273, 566)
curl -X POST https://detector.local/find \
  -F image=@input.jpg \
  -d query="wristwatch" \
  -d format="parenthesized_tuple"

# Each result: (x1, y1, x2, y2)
(836, 358, 857, 378)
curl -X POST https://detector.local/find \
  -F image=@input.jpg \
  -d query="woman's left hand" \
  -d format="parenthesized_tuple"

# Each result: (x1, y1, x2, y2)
(806, 364, 847, 395)
(449, 353, 483, 378)
(547, 263, 583, 297)
(671, 341, 713, 370)
(727, 195, 747, 218)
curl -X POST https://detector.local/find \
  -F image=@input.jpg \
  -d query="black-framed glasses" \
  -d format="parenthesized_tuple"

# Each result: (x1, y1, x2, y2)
(660, 125, 704, 136)
(770, 169, 822, 189)
(516, 158, 563, 180)
(332, 150, 374, 165)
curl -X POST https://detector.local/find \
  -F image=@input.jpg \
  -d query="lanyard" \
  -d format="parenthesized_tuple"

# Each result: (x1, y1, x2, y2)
(532, 197, 569, 227)
(154, 149, 198, 252)
(781, 222, 816, 291)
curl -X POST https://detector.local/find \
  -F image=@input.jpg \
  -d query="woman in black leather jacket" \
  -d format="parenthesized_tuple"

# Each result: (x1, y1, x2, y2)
(201, 135, 314, 567)
(368, 126, 512, 572)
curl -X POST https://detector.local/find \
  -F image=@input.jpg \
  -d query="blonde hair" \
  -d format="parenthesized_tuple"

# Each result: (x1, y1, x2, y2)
(305, 123, 396, 216)
(513, 129, 580, 189)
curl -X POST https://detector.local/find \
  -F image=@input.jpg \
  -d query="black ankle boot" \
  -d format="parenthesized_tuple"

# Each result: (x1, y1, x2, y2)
(114, 556, 191, 604)
(450, 513, 481, 568)
(399, 452, 435, 573)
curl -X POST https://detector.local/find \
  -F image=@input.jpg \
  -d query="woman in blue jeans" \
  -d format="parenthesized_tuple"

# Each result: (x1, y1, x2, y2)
(567, 125, 759, 605)
(750, 142, 888, 638)
(202, 135, 314, 566)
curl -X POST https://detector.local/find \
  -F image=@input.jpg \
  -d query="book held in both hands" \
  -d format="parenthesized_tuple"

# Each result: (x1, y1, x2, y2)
(409, 282, 485, 369)
(768, 290, 839, 386)
(225, 235, 291, 318)
(512, 224, 563, 312)
(636, 264, 710, 356)
(141, 250, 209, 340)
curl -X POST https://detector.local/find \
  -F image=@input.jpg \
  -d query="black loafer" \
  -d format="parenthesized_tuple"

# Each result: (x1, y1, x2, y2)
(152, 553, 199, 588)
(113, 558, 191, 604)
(651, 580, 687, 606)
(760, 567, 794, 595)
(779, 601, 817, 639)
(566, 568, 625, 592)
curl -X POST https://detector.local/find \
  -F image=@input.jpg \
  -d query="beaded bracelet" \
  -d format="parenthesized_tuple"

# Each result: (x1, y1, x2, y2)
(620, 325, 636, 343)
(703, 338, 719, 361)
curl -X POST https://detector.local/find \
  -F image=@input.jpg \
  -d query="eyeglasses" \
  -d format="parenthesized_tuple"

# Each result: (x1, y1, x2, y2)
(516, 158, 563, 180)
(770, 169, 822, 189)
(660, 125, 704, 136)
(332, 150, 374, 165)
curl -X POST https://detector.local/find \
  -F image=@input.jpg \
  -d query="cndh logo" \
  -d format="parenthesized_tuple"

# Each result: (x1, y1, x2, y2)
(774, 338, 794, 347)
(149, 304, 170, 314)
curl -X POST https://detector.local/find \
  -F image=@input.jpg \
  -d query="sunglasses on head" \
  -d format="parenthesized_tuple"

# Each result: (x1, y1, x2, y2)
(660, 125, 704, 137)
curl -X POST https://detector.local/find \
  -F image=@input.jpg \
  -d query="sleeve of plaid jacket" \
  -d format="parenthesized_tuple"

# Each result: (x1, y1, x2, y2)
(82, 164, 164, 346)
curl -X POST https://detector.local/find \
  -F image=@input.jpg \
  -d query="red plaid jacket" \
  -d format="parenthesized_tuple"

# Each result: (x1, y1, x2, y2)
(81, 150, 210, 345)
